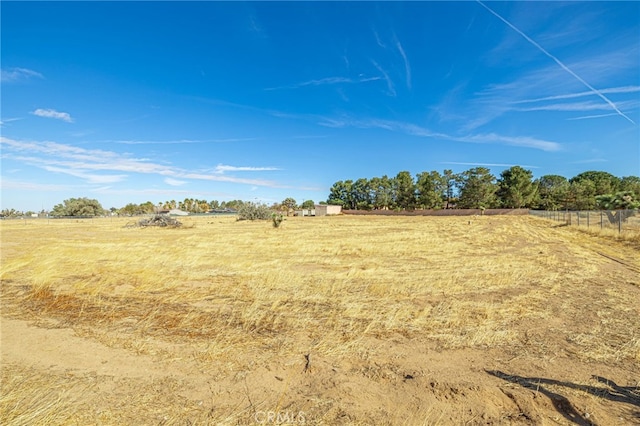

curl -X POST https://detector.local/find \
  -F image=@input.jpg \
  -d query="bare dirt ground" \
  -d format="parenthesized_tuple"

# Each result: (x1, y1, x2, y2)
(1, 215, 639, 425)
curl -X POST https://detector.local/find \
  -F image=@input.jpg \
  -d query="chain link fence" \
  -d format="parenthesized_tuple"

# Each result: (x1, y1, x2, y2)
(530, 209, 640, 233)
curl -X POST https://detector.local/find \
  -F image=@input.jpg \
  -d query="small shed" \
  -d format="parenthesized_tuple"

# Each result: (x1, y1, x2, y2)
(296, 208, 315, 217)
(315, 204, 342, 216)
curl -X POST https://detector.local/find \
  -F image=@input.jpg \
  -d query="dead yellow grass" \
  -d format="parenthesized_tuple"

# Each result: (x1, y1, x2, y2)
(1, 214, 639, 424)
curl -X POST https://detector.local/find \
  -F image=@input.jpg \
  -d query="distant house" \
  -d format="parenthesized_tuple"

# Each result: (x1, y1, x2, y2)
(315, 204, 342, 216)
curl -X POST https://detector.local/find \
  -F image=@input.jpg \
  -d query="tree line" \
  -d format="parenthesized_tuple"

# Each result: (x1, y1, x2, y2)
(0, 197, 318, 218)
(2, 167, 638, 218)
(326, 167, 640, 211)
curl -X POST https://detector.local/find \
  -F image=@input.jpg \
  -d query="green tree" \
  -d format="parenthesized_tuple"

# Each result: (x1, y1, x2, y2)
(281, 197, 298, 212)
(352, 178, 372, 210)
(301, 200, 315, 209)
(568, 179, 596, 210)
(443, 169, 458, 209)
(570, 171, 620, 198)
(536, 175, 570, 210)
(327, 180, 353, 208)
(369, 175, 394, 210)
(119, 203, 144, 216)
(619, 176, 640, 198)
(51, 197, 105, 217)
(221, 200, 244, 210)
(0, 208, 22, 218)
(416, 170, 446, 209)
(496, 166, 537, 208)
(456, 167, 497, 209)
(139, 201, 156, 214)
(393, 171, 416, 210)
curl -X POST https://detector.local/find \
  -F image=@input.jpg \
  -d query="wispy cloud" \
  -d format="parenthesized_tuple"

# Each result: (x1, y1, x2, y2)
(164, 178, 187, 186)
(114, 138, 256, 145)
(371, 60, 396, 97)
(438, 54, 638, 132)
(514, 85, 640, 104)
(516, 101, 633, 113)
(477, 0, 635, 124)
(91, 187, 230, 198)
(316, 116, 561, 151)
(265, 76, 380, 91)
(373, 30, 386, 49)
(214, 164, 280, 174)
(0, 117, 23, 127)
(0, 179, 78, 192)
(31, 108, 74, 123)
(394, 37, 411, 89)
(456, 133, 561, 152)
(570, 158, 607, 164)
(43, 166, 127, 184)
(1, 67, 43, 83)
(0, 137, 284, 188)
(566, 113, 620, 121)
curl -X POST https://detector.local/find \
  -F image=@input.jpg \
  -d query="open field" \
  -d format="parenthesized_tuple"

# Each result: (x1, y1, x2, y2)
(1, 215, 639, 425)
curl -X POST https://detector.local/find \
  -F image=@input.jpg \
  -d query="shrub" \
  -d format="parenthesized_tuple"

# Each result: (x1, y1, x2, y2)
(272, 213, 284, 228)
(237, 202, 272, 221)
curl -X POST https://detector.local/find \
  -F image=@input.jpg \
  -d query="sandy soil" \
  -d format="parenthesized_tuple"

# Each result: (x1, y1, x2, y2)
(2, 316, 639, 425)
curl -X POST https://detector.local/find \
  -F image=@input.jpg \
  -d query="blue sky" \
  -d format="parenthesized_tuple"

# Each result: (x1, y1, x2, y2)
(1, 1, 639, 211)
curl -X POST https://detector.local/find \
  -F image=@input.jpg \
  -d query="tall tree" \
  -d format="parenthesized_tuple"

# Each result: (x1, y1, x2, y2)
(456, 167, 497, 209)
(568, 179, 597, 210)
(281, 197, 298, 211)
(570, 171, 620, 197)
(327, 180, 352, 208)
(496, 166, 537, 208)
(536, 175, 569, 210)
(352, 178, 372, 210)
(393, 171, 416, 210)
(443, 169, 458, 209)
(416, 170, 446, 209)
(369, 175, 395, 210)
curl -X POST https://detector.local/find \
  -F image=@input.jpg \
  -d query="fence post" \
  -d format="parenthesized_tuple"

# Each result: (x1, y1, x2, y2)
(600, 211, 603, 229)
(587, 210, 589, 228)
(619, 211, 622, 233)
(577, 211, 580, 227)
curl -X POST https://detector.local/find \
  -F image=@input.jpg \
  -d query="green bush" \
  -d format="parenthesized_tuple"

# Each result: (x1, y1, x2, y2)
(272, 212, 284, 228)
(237, 202, 272, 221)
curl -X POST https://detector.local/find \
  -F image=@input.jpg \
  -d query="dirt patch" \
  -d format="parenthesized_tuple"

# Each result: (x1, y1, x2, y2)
(2, 318, 639, 424)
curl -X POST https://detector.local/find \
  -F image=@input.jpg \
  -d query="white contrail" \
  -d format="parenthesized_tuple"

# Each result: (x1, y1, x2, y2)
(396, 39, 412, 89)
(477, 0, 636, 125)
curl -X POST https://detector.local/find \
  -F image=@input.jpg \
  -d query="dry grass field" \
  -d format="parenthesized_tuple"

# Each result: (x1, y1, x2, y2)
(1, 214, 639, 425)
